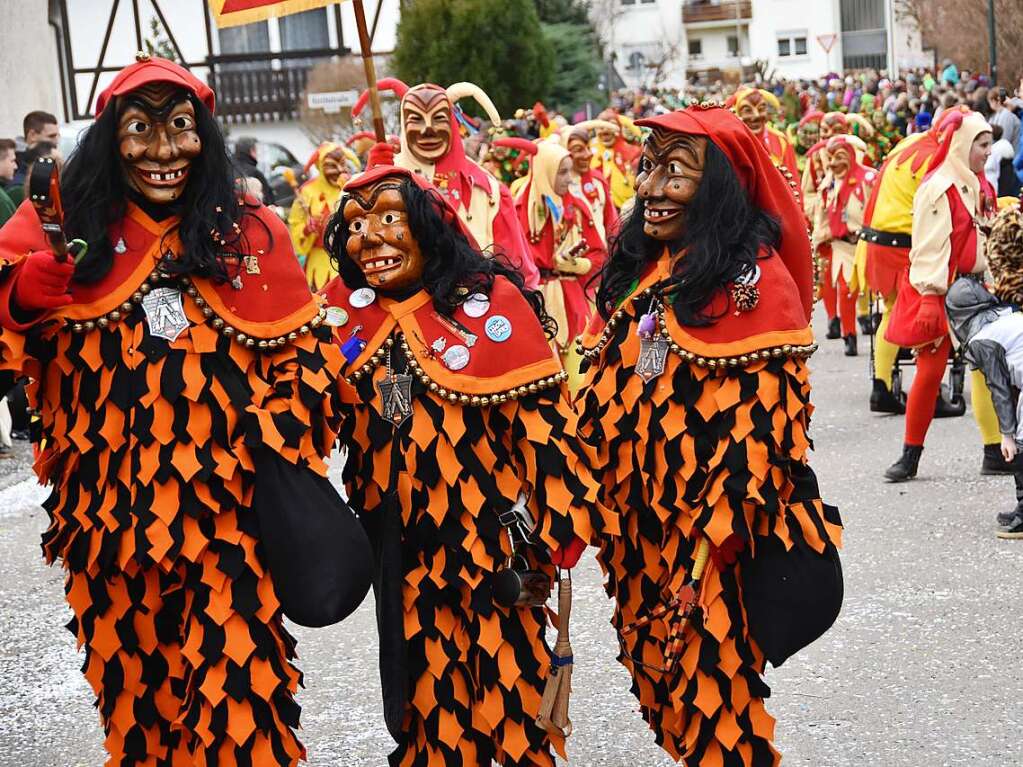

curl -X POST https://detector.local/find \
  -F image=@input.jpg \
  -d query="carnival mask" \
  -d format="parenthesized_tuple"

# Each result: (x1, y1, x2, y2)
(636, 128, 707, 241)
(343, 178, 425, 292)
(797, 122, 820, 150)
(403, 86, 452, 164)
(596, 111, 619, 147)
(117, 83, 201, 204)
(553, 156, 573, 197)
(321, 149, 351, 188)
(828, 145, 852, 179)
(567, 135, 593, 175)
(820, 114, 848, 141)
(736, 93, 769, 134)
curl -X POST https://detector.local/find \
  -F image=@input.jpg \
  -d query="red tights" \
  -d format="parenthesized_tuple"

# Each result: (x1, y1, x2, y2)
(820, 262, 837, 320)
(836, 274, 858, 337)
(904, 335, 951, 447)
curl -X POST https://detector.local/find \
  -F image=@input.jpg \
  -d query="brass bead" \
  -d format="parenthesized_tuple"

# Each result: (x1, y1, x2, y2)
(386, 337, 395, 347)
(258, 340, 269, 350)
(194, 296, 206, 307)
(299, 325, 310, 335)
(97, 317, 109, 329)
(739, 355, 749, 365)
(132, 292, 143, 303)
(429, 382, 439, 392)
(140, 283, 151, 294)
(509, 389, 519, 399)
(180, 276, 191, 285)
(447, 393, 458, 402)
(708, 359, 718, 368)
(186, 285, 198, 296)
(528, 384, 538, 394)
(72, 322, 84, 333)
(670, 343, 680, 353)
(696, 357, 706, 366)
(420, 375, 430, 384)
(459, 394, 470, 404)
(202, 307, 213, 317)
(287, 332, 297, 341)
(277, 337, 286, 346)
(213, 318, 224, 329)
(772, 348, 783, 357)
(361, 363, 371, 373)
(223, 326, 235, 336)
(246, 338, 256, 348)
(121, 302, 132, 313)
(470, 396, 481, 406)
(149, 271, 160, 282)
(438, 388, 448, 397)
(109, 311, 120, 321)
(310, 314, 322, 327)
(85, 321, 95, 331)
(782, 344, 792, 354)
(236, 333, 247, 343)
(353, 370, 363, 381)
(479, 396, 490, 406)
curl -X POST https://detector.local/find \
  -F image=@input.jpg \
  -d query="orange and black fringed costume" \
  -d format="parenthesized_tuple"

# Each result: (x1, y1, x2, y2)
(322, 164, 613, 766)
(576, 107, 842, 766)
(0, 59, 343, 766)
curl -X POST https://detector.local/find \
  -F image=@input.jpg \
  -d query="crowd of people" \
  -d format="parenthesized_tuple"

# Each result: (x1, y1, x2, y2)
(1, 49, 1021, 767)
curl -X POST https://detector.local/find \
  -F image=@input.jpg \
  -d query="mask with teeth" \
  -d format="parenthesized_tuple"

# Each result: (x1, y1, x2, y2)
(343, 177, 425, 292)
(403, 86, 453, 165)
(117, 83, 202, 205)
(736, 91, 769, 135)
(636, 128, 707, 241)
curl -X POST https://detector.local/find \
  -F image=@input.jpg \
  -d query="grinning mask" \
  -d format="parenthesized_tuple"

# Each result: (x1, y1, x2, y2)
(343, 178, 424, 292)
(736, 91, 769, 134)
(117, 83, 201, 204)
(636, 127, 707, 241)
(403, 86, 452, 165)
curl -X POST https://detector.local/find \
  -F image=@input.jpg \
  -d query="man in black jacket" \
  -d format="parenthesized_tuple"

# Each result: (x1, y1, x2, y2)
(233, 135, 276, 205)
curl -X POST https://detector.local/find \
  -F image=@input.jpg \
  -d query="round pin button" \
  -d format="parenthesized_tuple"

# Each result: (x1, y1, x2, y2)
(442, 344, 471, 371)
(324, 306, 349, 327)
(484, 315, 512, 343)
(463, 293, 490, 318)
(349, 287, 377, 308)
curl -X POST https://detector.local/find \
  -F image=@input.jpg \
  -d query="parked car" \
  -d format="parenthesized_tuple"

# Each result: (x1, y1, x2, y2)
(227, 138, 306, 209)
(58, 120, 94, 161)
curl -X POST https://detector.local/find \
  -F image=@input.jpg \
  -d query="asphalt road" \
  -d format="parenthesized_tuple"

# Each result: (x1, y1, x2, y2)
(1, 307, 1020, 766)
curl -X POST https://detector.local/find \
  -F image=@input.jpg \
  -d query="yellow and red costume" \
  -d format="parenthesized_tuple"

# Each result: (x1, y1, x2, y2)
(0, 61, 342, 766)
(288, 141, 360, 289)
(730, 88, 799, 180)
(577, 106, 841, 766)
(590, 112, 642, 210)
(323, 164, 614, 766)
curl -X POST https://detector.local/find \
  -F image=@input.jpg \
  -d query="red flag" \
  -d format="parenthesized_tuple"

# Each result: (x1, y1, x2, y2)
(211, 0, 344, 29)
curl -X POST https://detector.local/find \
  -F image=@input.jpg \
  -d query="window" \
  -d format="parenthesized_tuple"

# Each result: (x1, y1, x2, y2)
(622, 0, 636, 5)
(728, 35, 740, 57)
(218, 21, 270, 71)
(278, 8, 330, 68)
(777, 31, 808, 58)
(640, 0, 655, 4)
(688, 38, 702, 58)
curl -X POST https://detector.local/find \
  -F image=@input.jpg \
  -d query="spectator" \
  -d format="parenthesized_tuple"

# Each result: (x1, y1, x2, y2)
(0, 139, 18, 227)
(12, 110, 59, 188)
(941, 59, 959, 86)
(232, 136, 275, 206)
(989, 87, 1020, 153)
(15, 142, 62, 207)
(985, 125, 1017, 196)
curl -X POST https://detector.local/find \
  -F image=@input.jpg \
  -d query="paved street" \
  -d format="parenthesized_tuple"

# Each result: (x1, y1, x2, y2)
(0, 307, 1021, 766)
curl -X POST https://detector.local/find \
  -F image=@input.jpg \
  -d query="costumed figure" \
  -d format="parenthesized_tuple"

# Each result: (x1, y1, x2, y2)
(0, 56, 352, 765)
(288, 141, 361, 289)
(858, 108, 1006, 465)
(501, 139, 607, 358)
(321, 152, 615, 766)
(867, 108, 899, 164)
(811, 135, 876, 357)
(560, 121, 619, 244)
(351, 78, 539, 289)
(576, 105, 843, 766)
(730, 87, 800, 180)
(882, 111, 999, 481)
(347, 130, 400, 169)
(791, 110, 822, 173)
(591, 110, 643, 211)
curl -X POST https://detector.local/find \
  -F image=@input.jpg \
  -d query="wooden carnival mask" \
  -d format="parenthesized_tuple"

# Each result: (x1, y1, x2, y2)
(636, 127, 707, 241)
(343, 178, 425, 292)
(403, 86, 452, 164)
(595, 110, 619, 147)
(736, 91, 769, 134)
(117, 83, 201, 204)
(321, 148, 351, 188)
(820, 113, 848, 140)
(567, 133, 593, 175)
(828, 144, 852, 180)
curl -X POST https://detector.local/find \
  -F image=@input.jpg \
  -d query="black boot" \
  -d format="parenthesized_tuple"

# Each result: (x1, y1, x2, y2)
(981, 443, 1015, 476)
(870, 378, 906, 414)
(871, 311, 882, 333)
(884, 444, 923, 482)
(843, 334, 858, 356)
(1000, 475, 1023, 525)
(933, 385, 966, 418)
(826, 317, 841, 339)
(858, 315, 874, 336)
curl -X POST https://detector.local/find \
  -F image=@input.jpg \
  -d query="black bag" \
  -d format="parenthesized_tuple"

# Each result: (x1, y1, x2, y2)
(251, 449, 373, 628)
(740, 464, 843, 668)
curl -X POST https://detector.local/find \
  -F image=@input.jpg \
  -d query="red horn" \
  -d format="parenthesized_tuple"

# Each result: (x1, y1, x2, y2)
(493, 138, 538, 156)
(351, 77, 410, 118)
(345, 130, 377, 146)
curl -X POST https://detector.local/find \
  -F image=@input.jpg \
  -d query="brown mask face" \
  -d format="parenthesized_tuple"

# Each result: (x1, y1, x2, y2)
(596, 110, 619, 147)
(567, 135, 592, 174)
(343, 179, 425, 293)
(820, 114, 848, 140)
(321, 149, 349, 188)
(636, 128, 707, 242)
(736, 92, 768, 134)
(403, 87, 452, 164)
(828, 145, 852, 179)
(118, 83, 201, 204)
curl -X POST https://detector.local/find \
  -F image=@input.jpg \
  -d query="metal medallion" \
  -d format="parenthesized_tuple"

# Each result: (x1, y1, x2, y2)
(324, 306, 349, 327)
(463, 293, 491, 318)
(114, 237, 127, 254)
(431, 337, 447, 354)
(142, 286, 189, 342)
(378, 373, 414, 427)
(349, 287, 377, 308)
(636, 336, 670, 382)
(484, 315, 513, 343)
(442, 344, 471, 371)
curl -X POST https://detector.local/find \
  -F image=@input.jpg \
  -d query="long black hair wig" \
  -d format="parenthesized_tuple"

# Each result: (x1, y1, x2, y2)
(61, 90, 262, 285)
(324, 178, 556, 338)
(595, 139, 781, 326)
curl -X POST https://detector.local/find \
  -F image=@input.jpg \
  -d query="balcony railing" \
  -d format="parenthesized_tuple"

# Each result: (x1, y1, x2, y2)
(683, 0, 752, 24)
(211, 66, 311, 124)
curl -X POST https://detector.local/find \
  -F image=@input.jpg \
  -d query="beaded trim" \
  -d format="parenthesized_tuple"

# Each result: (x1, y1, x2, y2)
(575, 287, 817, 369)
(66, 268, 327, 350)
(345, 332, 569, 405)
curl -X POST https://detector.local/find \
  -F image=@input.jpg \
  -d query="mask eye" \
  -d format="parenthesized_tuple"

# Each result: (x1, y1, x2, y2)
(126, 120, 148, 134)
(668, 161, 684, 175)
(640, 157, 654, 173)
(349, 217, 366, 233)
(170, 114, 194, 130)
(381, 212, 399, 225)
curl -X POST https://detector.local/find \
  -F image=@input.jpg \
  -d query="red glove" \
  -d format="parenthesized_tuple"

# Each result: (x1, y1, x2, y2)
(913, 293, 946, 339)
(14, 251, 74, 312)
(550, 536, 587, 569)
(710, 534, 746, 569)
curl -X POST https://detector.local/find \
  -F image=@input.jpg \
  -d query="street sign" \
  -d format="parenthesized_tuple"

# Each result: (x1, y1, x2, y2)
(817, 34, 838, 53)
(307, 90, 361, 114)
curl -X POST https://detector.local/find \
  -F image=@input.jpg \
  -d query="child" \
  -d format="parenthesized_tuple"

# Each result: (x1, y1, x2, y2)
(946, 274, 1023, 538)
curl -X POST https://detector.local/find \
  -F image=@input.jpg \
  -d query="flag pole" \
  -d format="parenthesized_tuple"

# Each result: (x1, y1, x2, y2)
(352, 0, 386, 142)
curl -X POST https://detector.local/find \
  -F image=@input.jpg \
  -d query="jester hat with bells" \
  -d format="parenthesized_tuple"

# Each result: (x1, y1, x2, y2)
(351, 78, 502, 204)
(916, 110, 993, 218)
(558, 120, 620, 151)
(494, 138, 570, 239)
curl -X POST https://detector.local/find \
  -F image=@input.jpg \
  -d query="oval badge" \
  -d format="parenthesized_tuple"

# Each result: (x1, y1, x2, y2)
(349, 287, 377, 308)
(442, 344, 471, 371)
(485, 315, 512, 343)
(463, 293, 491, 318)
